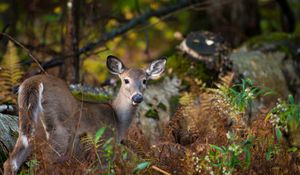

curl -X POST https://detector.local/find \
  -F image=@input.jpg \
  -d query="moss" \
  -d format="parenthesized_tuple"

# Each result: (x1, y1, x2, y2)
(167, 54, 210, 82)
(145, 108, 159, 120)
(169, 95, 180, 117)
(72, 91, 111, 103)
(245, 32, 300, 56)
(158, 102, 167, 111)
(247, 33, 294, 45)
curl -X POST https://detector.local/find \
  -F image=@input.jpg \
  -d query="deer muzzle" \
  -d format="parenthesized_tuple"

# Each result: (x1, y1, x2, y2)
(131, 93, 143, 106)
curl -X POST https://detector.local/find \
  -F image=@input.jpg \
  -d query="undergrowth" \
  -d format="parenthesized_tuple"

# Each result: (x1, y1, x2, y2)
(11, 73, 300, 175)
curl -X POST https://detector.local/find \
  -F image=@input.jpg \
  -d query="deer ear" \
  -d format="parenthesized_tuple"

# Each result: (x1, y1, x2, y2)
(146, 57, 167, 79)
(107, 55, 126, 75)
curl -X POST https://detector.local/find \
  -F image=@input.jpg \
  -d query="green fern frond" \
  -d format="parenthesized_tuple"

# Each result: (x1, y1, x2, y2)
(0, 41, 23, 104)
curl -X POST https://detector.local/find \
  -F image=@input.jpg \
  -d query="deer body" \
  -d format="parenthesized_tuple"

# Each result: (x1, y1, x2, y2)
(3, 56, 166, 175)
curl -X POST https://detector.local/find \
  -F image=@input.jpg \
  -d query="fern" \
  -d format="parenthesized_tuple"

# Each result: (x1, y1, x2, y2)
(81, 127, 106, 168)
(0, 41, 23, 104)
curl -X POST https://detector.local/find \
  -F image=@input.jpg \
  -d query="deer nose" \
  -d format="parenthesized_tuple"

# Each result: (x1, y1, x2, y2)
(132, 94, 143, 103)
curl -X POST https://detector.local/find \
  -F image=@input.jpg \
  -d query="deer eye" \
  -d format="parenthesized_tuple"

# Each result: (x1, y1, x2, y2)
(124, 79, 130, 84)
(142, 79, 147, 85)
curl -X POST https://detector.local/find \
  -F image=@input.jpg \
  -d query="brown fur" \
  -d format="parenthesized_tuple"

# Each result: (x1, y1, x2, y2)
(4, 74, 119, 175)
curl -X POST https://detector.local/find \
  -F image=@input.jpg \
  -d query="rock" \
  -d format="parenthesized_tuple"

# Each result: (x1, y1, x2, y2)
(230, 33, 300, 101)
(135, 76, 181, 144)
(230, 51, 288, 99)
(0, 113, 18, 165)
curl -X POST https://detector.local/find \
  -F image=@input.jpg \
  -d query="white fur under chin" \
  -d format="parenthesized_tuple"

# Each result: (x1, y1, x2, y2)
(132, 101, 138, 106)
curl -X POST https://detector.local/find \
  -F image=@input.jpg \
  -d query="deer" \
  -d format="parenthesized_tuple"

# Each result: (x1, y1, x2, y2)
(3, 55, 167, 175)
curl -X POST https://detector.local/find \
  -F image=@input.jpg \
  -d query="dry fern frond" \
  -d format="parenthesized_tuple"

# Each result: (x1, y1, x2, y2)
(150, 142, 194, 175)
(218, 72, 234, 89)
(164, 92, 201, 145)
(0, 41, 23, 104)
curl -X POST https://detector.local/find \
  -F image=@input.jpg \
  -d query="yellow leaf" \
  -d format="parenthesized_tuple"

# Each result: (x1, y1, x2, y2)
(0, 3, 9, 12)
(54, 6, 61, 14)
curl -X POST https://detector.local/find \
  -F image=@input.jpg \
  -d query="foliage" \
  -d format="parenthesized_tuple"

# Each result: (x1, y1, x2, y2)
(2, 0, 300, 174)
(133, 161, 151, 174)
(80, 127, 115, 173)
(0, 41, 23, 104)
(10, 73, 300, 175)
(267, 95, 300, 131)
(19, 159, 39, 175)
(145, 108, 159, 120)
(227, 78, 271, 113)
(198, 134, 254, 175)
(266, 95, 300, 140)
(207, 75, 271, 128)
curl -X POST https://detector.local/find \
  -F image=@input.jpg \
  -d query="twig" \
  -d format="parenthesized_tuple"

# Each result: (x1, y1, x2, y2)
(151, 165, 171, 175)
(0, 24, 9, 41)
(0, 32, 47, 74)
(24, 0, 231, 72)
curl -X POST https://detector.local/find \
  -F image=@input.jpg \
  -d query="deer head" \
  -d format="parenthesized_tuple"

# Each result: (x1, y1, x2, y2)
(107, 55, 167, 106)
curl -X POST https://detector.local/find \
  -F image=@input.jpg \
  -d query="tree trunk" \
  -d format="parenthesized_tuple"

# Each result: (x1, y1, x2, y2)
(61, 0, 80, 83)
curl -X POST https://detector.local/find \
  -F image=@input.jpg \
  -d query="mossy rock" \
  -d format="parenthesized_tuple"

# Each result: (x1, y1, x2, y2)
(70, 84, 111, 103)
(72, 91, 111, 103)
(245, 32, 300, 56)
(145, 108, 159, 120)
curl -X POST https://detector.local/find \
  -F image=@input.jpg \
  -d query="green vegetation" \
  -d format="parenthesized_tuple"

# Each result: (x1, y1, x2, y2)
(266, 95, 300, 146)
(1, 0, 300, 174)
(202, 136, 253, 175)
(167, 54, 211, 83)
(71, 90, 111, 103)
(245, 32, 300, 56)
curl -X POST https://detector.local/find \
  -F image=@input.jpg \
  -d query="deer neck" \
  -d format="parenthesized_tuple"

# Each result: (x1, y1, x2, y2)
(112, 86, 137, 139)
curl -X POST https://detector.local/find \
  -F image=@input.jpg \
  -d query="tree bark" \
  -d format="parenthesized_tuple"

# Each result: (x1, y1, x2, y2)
(61, 0, 80, 83)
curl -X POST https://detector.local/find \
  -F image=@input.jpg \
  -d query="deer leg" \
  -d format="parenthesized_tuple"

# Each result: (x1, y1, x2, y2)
(3, 133, 31, 175)
(4, 83, 44, 175)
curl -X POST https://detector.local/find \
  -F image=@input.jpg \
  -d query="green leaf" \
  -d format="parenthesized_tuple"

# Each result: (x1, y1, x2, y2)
(103, 137, 113, 148)
(244, 149, 251, 168)
(288, 94, 295, 105)
(133, 161, 151, 173)
(275, 127, 282, 140)
(288, 147, 298, 153)
(0, 2, 9, 12)
(122, 151, 128, 160)
(266, 146, 273, 161)
(95, 127, 106, 143)
(210, 144, 226, 154)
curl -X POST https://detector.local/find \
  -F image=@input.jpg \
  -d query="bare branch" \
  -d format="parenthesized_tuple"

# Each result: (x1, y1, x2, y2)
(78, 0, 203, 54)
(27, 0, 204, 72)
(0, 32, 47, 74)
